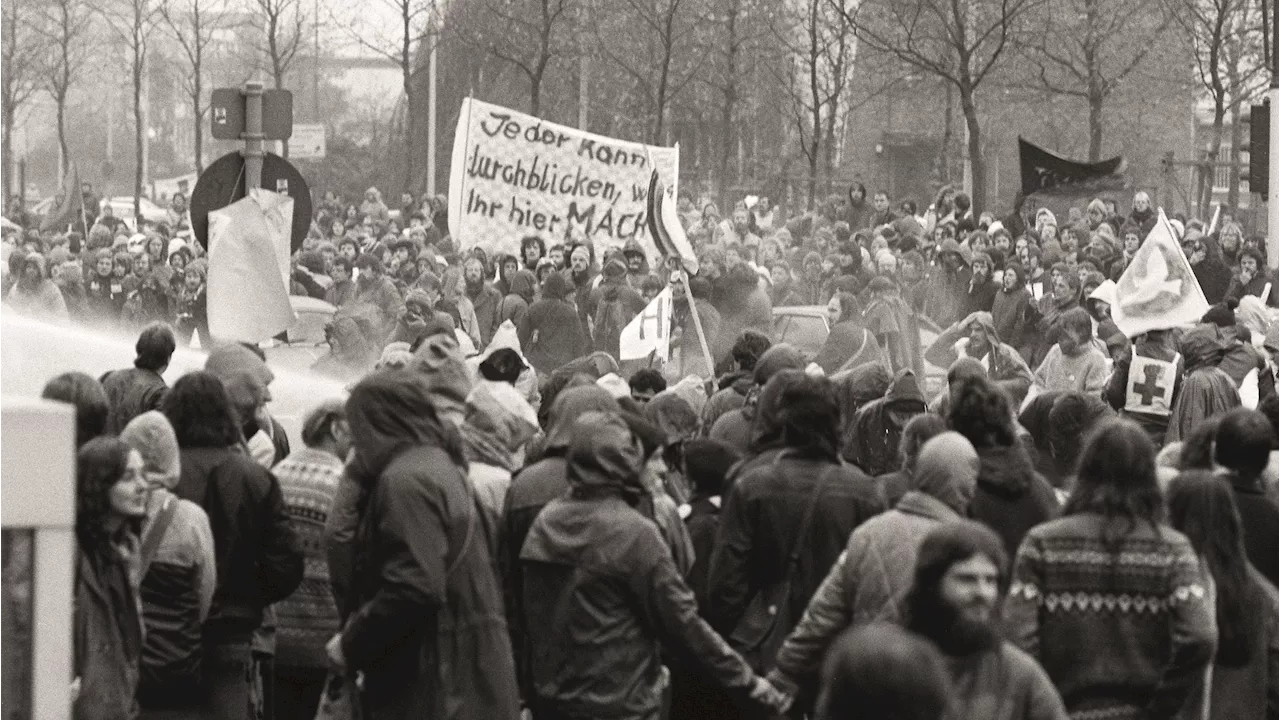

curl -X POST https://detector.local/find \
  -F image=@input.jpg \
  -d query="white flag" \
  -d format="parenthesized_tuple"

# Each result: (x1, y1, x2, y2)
(1112, 209, 1209, 338)
(619, 286, 673, 361)
(207, 189, 296, 343)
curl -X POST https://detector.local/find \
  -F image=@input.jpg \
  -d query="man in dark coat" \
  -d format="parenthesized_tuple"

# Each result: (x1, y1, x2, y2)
(518, 272, 588, 375)
(842, 368, 928, 477)
(706, 374, 886, 675)
(463, 255, 503, 347)
(1213, 408, 1280, 586)
(702, 331, 773, 431)
(520, 411, 790, 720)
(100, 322, 175, 434)
(962, 251, 999, 317)
(330, 371, 520, 720)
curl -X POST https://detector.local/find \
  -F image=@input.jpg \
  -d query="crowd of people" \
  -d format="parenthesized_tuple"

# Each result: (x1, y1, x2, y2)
(2, 177, 1279, 720)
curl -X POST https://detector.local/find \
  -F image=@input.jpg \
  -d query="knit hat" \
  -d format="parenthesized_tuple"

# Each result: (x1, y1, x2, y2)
(120, 411, 181, 490)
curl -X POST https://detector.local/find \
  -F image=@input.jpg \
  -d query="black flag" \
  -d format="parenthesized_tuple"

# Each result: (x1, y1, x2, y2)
(1019, 137, 1126, 196)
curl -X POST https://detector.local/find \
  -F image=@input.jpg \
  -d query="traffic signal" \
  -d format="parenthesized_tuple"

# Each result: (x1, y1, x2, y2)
(1250, 101, 1269, 193)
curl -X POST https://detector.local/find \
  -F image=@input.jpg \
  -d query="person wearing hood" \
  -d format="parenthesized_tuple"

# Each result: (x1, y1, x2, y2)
(500, 385, 620, 698)
(518, 271, 588, 375)
(498, 267, 536, 329)
(160, 372, 302, 720)
(357, 186, 390, 225)
(706, 374, 886, 675)
(460, 380, 538, 556)
(589, 252, 647, 356)
(992, 261, 1033, 355)
(519, 411, 791, 720)
(312, 314, 379, 383)
(387, 284, 455, 347)
(204, 342, 291, 466)
(926, 311, 1035, 407)
(352, 254, 405, 338)
(6, 251, 69, 322)
(948, 375, 1059, 559)
(844, 182, 871, 230)
(814, 291, 881, 375)
(702, 330, 773, 432)
(920, 238, 971, 328)
(709, 343, 807, 453)
(622, 238, 651, 283)
(120, 411, 217, 714)
(567, 241, 600, 334)
(1104, 328, 1183, 446)
(767, 433, 982, 706)
(330, 370, 520, 720)
(1165, 325, 1242, 444)
(842, 368, 928, 477)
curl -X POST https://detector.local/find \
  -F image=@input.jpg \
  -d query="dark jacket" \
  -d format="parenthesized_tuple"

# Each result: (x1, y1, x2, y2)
(174, 447, 303, 641)
(519, 284, 587, 375)
(964, 276, 999, 317)
(467, 282, 504, 347)
(991, 282, 1033, 353)
(74, 548, 142, 720)
(841, 369, 927, 476)
(706, 451, 886, 665)
(970, 442, 1060, 560)
(343, 443, 520, 720)
(100, 366, 167, 435)
(701, 374, 753, 432)
(1230, 473, 1280, 586)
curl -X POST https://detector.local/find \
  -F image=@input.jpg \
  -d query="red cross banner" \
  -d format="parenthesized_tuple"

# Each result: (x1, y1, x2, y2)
(619, 286, 673, 361)
(1111, 209, 1209, 338)
(447, 98, 679, 258)
(1123, 351, 1179, 416)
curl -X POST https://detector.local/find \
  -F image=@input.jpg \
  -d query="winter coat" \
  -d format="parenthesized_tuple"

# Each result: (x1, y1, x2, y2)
(100, 367, 167, 435)
(926, 311, 1036, 406)
(353, 275, 406, 335)
(1228, 472, 1280, 587)
(467, 282, 504, 347)
(992, 285, 1033, 353)
(6, 277, 69, 323)
(705, 450, 886, 668)
(970, 441, 1060, 560)
(1224, 269, 1279, 306)
(701, 374, 753, 432)
(1199, 569, 1278, 720)
(814, 321, 883, 376)
(74, 546, 142, 720)
(964, 276, 999, 317)
(518, 294, 587, 375)
(519, 415, 758, 720)
(173, 447, 303, 642)
(771, 491, 962, 686)
(841, 369, 927, 476)
(324, 279, 355, 309)
(941, 644, 1069, 720)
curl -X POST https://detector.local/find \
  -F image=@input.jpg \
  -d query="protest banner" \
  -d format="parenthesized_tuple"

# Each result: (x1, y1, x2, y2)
(447, 98, 679, 257)
(1112, 208, 1209, 338)
(40, 163, 82, 232)
(620, 285, 673, 361)
(207, 188, 296, 342)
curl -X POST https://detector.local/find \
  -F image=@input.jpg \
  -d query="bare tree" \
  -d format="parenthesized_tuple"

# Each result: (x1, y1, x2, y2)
(161, 0, 229, 174)
(33, 0, 95, 180)
(1165, 0, 1266, 214)
(96, 0, 165, 215)
(835, 0, 1039, 214)
(699, 0, 771, 204)
(454, 0, 573, 116)
(1021, 0, 1175, 161)
(2, 0, 45, 207)
(253, 0, 305, 90)
(335, 0, 434, 192)
(590, 0, 708, 144)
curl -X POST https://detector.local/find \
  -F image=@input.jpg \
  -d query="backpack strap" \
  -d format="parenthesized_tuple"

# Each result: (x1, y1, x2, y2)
(139, 496, 180, 579)
(771, 453, 834, 570)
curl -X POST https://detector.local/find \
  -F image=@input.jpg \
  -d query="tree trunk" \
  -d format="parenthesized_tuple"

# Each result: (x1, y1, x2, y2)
(940, 82, 953, 185)
(57, 92, 70, 179)
(960, 86, 986, 215)
(654, 43, 671, 145)
(1088, 89, 1104, 162)
(403, 72, 415, 193)
(530, 70, 542, 116)
(1226, 100, 1243, 213)
(1202, 99, 1226, 218)
(134, 52, 144, 216)
(717, 1, 738, 207)
(3, 103, 12, 209)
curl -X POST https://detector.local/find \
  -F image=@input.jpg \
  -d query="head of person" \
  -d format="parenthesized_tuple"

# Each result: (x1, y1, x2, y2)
(1166, 470, 1265, 667)
(75, 437, 148, 554)
(354, 254, 383, 286)
(338, 238, 358, 259)
(569, 242, 593, 275)
(548, 243, 565, 268)
(947, 375, 1015, 450)
(1239, 247, 1265, 279)
(873, 191, 890, 213)
(564, 410, 647, 506)
(628, 368, 667, 405)
(344, 370, 467, 481)
(904, 521, 1007, 656)
(911, 431, 980, 515)
(895, 413, 949, 477)
(826, 291, 859, 325)
(732, 205, 750, 231)
(970, 252, 992, 283)
(134, 322, 176, 373)
(42, 372, 110, 449)
(682, 438, 742, 502)
(1057, 307, 1093, 357)
(161, 371, 243, 449)
(1132, 191, 1151, 213)
(329, 255, 353, 284)
(771, 374, 841, 460)
(814, 623, 951, 720)
(731, 330, 773, 375)
(300, 398, 352, 459)
(1063, 418, 1162, 543)
(119, 410, 181, 492)
(1213, 408, 1275, 486)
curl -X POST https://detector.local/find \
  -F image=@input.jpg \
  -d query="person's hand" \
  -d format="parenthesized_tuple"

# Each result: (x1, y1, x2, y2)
(749, 675, 792, 716)
(325, 634, 346, 671)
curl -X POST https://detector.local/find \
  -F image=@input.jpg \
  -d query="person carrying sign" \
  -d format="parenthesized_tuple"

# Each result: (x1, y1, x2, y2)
(1103, 328, 1183, 447)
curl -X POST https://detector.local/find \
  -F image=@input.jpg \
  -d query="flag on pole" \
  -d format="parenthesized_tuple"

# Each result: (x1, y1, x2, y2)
(1112, 208, 1209, 337)
(619, 285, 673, 361)
(40, 162, 82, 232)
(646, 171, 699, 274)
(206, 188, 297, 342)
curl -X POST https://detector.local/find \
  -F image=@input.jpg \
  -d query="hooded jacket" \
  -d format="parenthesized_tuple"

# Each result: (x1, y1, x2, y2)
(926, 311, 1035, 407)
(341, 371, 520, 720)
(7, 253, 70, 323)
(770, 433, 977, 691)
(970, 439, 1060, 559)
(1165, 327, 1242, 444)
(519, 272, 587, 374)
(920, 239, 972, 327)
(708, 344, 807, 453)
(461, 381, 538, 557)
(498, 270, 536, 329)
(841, 369, 928, 476)
(501, 385, 619, 698)
(991, 264, 1032, 351)
(519, 412, 760, 720)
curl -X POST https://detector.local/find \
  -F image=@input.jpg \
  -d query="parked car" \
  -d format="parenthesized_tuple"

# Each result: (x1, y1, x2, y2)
(771, 305, 946, 398)
(30, 195, 170, 233)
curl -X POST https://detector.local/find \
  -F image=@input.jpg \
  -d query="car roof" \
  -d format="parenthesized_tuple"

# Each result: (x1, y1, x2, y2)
(772, 305, 828, 317)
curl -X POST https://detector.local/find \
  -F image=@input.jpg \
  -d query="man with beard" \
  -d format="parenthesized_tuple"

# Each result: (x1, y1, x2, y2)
(926, 311, 1034, 408)
(718, 203, 760, 248)
(588, 253, 646, 357)
(710, 263, 773, 370)
(1029, 266, 1081, 368)
(920, 239, 971, 328)
(352, 254, 405, 337)
(519, 235, 546, 272)
(905, 521, 1067, 720)
(621, 239, 651, 285)
(870, 191, 896, 229)
(567, 241, 599, 340)
(462, 255, 502, 346)
(964, 251, 999, 316)
(5, 252, 69, 323)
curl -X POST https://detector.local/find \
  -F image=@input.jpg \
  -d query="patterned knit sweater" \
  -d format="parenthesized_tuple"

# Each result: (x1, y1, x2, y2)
(1005, 514, 1217, 720)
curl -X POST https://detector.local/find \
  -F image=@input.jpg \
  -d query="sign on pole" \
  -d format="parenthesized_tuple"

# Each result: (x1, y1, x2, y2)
(210, 88, 294, 140)
(289, 124, 326, 159)
(447, 98, 678, 258)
